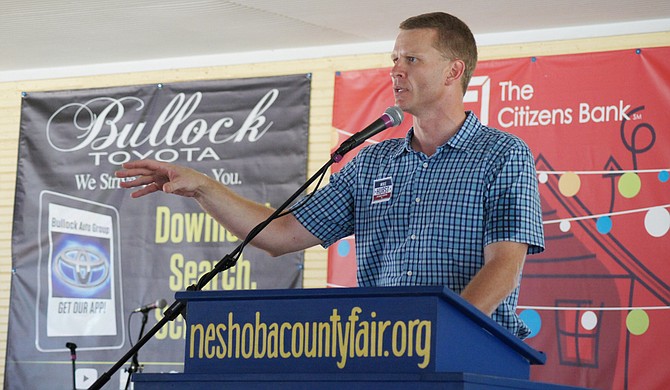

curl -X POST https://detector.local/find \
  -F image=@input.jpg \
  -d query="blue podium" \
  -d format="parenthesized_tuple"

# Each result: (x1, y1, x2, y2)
(133, 286, 581, 389)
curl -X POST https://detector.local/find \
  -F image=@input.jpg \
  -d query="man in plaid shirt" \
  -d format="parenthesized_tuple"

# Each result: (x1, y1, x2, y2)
(119, 12, 544, 338)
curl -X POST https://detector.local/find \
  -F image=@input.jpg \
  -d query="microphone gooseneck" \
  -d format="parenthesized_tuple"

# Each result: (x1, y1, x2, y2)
(332, 106, 404, 161)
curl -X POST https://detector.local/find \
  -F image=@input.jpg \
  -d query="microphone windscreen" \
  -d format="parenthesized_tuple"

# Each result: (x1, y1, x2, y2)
(384, 106, 404, 126)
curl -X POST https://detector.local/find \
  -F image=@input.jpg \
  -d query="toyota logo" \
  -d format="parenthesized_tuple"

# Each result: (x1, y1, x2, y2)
(54, 246, 110, 288)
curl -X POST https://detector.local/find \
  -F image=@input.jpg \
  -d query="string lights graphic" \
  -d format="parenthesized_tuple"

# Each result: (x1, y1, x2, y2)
(522, 166, 670, 338)
(518, 306, 654, 337)
(537, 168, 670, 237)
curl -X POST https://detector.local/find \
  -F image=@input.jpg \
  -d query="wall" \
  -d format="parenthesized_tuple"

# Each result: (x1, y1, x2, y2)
(0, 31, 668, 387)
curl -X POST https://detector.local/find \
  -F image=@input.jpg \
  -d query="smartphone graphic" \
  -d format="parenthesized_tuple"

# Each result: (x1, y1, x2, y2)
(36, 191, 125, 352)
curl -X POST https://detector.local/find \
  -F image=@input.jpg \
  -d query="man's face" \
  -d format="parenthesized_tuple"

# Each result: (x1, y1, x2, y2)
(391, 28, 452, 116)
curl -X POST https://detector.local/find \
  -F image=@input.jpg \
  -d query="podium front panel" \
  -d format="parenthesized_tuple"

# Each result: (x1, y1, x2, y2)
(175, 287, 544, 379)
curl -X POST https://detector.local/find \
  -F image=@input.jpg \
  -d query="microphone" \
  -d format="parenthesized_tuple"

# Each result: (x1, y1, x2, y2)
(332, 106, 404, 161)
(132, 298, 167, 313)
(66, 342, 77, 359)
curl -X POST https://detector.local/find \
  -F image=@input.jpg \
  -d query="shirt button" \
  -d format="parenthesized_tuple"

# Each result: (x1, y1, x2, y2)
(422, 162, 428, 168)
(410, 234, 416, 240)
(415, 197, 421, 203)
(407, 271, 413, 276)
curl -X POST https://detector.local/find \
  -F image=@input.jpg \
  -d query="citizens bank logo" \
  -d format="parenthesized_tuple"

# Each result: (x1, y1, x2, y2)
(54, 246, 109, 288)
(465, 76, 491, 125)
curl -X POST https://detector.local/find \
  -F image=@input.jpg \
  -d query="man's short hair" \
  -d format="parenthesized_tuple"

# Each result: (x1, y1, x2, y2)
(400, 12, 478, 94)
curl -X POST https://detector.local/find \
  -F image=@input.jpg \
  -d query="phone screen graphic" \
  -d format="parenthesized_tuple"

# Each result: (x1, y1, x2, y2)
(36, 191, 125, 352)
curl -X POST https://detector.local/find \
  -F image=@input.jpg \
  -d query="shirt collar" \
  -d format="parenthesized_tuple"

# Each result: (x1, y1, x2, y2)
(393, 111, 482, 158)
(445, 111, 481, 150)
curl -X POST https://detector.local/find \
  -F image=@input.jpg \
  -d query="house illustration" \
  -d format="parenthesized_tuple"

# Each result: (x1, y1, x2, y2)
(519, 155, 670, 390)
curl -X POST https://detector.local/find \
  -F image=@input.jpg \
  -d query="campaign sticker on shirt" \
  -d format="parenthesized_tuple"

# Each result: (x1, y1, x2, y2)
(372, 177, 393, 204)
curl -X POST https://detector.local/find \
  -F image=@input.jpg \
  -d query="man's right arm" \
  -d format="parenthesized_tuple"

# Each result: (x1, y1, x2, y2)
(116, 159, 322, 256)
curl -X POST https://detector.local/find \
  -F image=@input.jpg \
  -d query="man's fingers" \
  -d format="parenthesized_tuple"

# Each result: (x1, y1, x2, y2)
(116, 167, 163, 178)
(118, 174, 159, 188)
(130, 182, 161, 198)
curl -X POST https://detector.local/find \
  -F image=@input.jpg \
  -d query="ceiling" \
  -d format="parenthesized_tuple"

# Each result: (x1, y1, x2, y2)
(2, 0, 669, 81)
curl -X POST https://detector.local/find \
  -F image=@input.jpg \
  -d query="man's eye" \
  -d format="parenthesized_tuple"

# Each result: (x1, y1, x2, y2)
(407, 57, 417, 63)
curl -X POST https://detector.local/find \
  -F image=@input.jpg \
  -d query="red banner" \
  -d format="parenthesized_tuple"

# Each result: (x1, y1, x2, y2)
(330, 47, 670, 389)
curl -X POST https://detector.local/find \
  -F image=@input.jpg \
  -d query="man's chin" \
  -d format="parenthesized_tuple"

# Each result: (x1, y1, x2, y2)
(395, 102, 413, 116)
(394, 100, 408, 112)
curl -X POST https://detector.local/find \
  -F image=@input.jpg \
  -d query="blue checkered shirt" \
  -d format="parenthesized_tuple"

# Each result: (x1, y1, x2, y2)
(293, 112, 545, 338)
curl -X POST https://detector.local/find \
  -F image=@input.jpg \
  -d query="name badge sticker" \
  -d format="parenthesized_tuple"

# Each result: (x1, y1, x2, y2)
(372, 177, 393, 204)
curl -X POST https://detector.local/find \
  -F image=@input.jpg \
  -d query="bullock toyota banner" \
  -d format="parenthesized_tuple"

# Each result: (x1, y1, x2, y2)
(8, 74, 310, 389)
(329, 47, 670, 389)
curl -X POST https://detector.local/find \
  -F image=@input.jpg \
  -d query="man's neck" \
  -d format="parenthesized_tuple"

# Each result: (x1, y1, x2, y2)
(411, 110, 467, 156)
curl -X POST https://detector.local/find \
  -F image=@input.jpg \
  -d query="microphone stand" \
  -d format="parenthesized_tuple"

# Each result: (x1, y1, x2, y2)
(66, 342, 77, 390)
(124, 311, 150, 390)
(88, 107, 400, 389)
(89, 156, 338, 390)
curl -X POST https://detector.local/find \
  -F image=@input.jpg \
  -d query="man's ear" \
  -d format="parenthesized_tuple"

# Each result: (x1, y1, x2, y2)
(445, 59, 466, 85)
